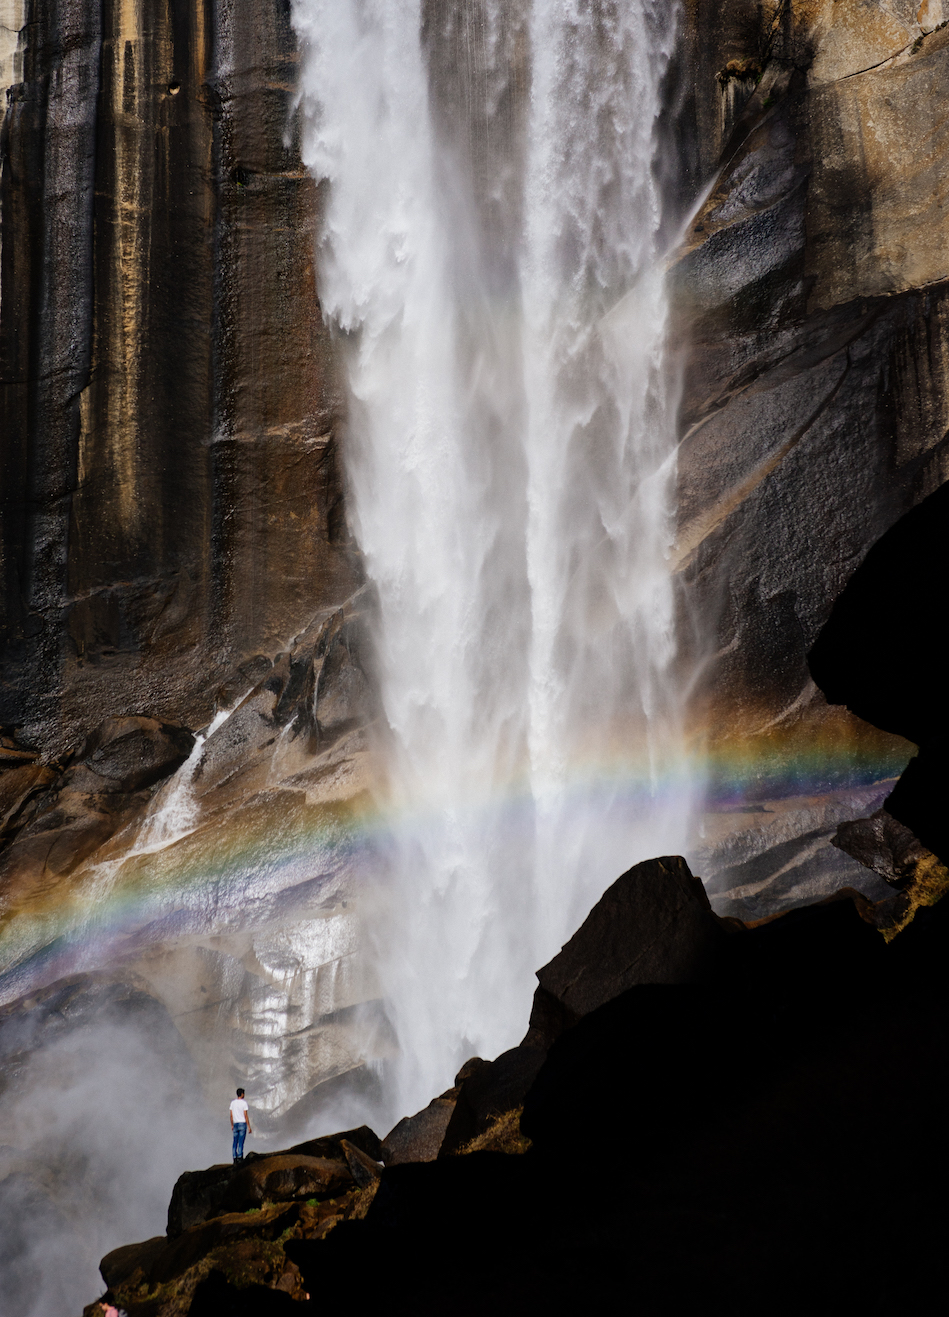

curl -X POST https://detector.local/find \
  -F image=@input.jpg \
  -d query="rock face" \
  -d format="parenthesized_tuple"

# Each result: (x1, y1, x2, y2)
(0, 715, 193, 910)
(0, 0, 359, 757)
(0, 592, 386, 1126)
(672, 0, 949, 913)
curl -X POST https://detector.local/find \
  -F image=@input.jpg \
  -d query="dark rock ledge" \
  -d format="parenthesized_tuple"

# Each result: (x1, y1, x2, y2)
(85, 852, 949, 1316)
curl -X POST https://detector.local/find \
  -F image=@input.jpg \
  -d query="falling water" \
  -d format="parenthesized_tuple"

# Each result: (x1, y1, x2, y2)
(292, 0, 690, 1115)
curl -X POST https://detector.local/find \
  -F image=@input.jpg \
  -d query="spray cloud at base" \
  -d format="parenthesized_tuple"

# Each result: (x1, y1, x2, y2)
(0, 992, 221, 1316)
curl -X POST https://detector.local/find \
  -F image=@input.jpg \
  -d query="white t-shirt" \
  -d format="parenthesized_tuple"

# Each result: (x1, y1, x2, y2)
(230, 1098, 249, 1123)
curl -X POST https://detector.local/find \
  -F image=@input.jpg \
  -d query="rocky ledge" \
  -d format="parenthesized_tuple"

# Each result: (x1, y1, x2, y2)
(86, 850, 949, 1315)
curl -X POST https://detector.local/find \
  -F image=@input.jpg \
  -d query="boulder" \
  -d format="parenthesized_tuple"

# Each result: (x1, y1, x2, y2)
(282, 895, 949, 1316)
(282, 1123, 383, 1165)
(832, 809, 930, 887)
(166, 1163, 236, 1237)
(439, 1046, 546, 1157)
(340, 1138, 383, 1189)
(520, 984, 751, 1163)
(381, 1056, 505, 1164)
(99, 1236, 166, 1289)
(167, 1125, 383, 1235)
(522, 856, 723, 1049)
(809, 481, 949, 863)
(382, 1097, 457, 1166)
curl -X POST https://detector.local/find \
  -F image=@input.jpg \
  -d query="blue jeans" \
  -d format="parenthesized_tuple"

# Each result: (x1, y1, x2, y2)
(232, 1122, 247, 1160)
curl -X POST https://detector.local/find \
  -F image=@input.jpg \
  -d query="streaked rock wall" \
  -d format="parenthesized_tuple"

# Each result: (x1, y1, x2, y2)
(673, 0, 949, 913)
(0, 0, 360, 759)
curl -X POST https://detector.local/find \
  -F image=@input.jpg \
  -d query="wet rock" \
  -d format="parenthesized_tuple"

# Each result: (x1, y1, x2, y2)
(0, 716, 194, 903)
(65, 717, 195, 794)
(696, 781, 898, 922)
(671, 3, 949, 915)
(523, 856, 722, 1049)
(0, 763, 58, 841)
(706, 825, 895, 924)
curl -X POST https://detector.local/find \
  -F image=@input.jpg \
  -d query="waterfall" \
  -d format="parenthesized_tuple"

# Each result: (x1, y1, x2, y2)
(292, 0, 690, 1116)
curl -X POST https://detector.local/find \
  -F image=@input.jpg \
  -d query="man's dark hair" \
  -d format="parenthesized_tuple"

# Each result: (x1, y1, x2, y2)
(236, 1088, 244, 1097)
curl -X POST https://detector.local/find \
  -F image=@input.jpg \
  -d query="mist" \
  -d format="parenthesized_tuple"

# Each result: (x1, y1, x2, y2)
(0, 1011, 220, 1315)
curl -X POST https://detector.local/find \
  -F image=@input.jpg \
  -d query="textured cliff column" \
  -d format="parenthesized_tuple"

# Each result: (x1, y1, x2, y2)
(0, 0, 359, 758)
(211, 0, 353, 664)
(67, 0, 216, 712)
(671, 0, 949, 916)
(0, 0, 103, 739)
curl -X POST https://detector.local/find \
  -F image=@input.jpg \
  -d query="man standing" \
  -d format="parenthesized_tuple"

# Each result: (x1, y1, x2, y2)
(229, 1088, 252, 1164)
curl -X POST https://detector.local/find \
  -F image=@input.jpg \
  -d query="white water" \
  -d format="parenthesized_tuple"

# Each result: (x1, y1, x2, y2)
(292, 0, 690, 1116)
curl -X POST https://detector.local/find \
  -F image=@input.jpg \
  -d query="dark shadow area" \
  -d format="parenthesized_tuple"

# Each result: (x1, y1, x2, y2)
(272, 895, 948, 1315)
(809, 480, 949, 861)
